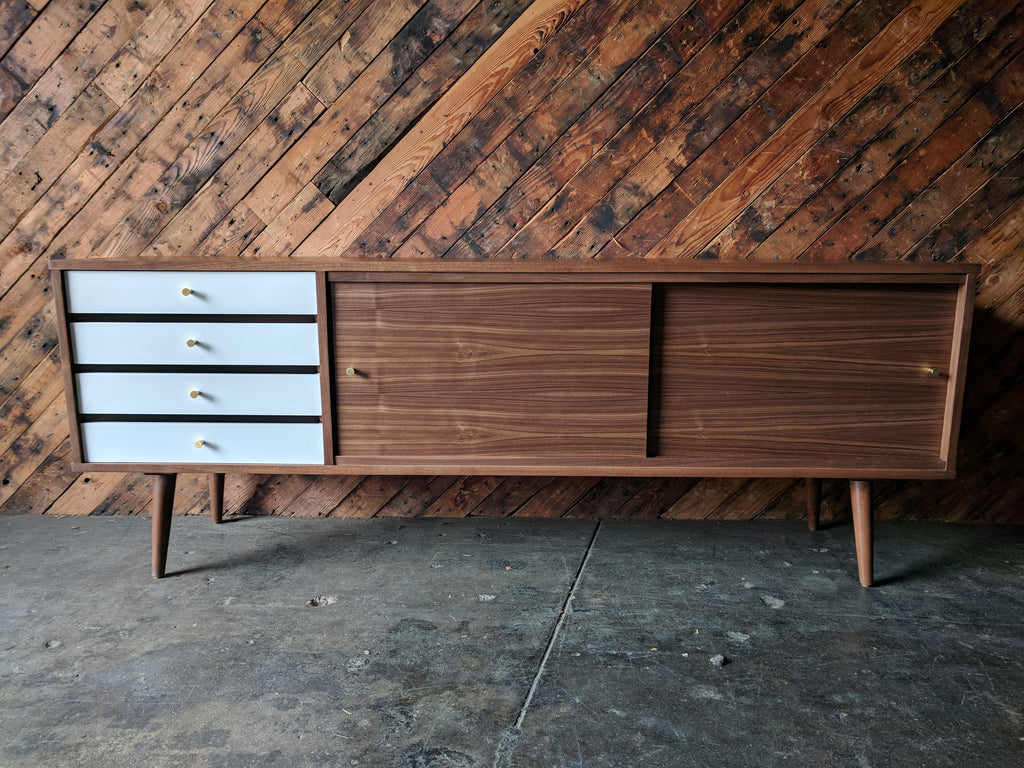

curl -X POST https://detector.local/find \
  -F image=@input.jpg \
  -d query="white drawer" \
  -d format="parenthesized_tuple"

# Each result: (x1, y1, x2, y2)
(80, 422, 325, 464)
(75, 373, 323, 416)
(70, 322, 320, 366)
(65, 271, 317, 314)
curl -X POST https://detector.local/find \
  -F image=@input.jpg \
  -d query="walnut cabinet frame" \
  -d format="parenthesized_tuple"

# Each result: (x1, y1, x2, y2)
(50, 259, 978, 586)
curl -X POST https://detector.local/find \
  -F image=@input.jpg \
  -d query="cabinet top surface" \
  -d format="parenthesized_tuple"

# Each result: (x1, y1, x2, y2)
(49, 257, 980, 278)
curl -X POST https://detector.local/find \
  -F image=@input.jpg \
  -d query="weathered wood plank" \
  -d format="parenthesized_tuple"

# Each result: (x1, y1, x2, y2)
(434, 0, 690, 262)
(0, 83, 117, 232)
(233, 473, 319, 516)
(0, 0, 97, 121)
(564, 477, 653, 518)
(0, 267, 58, 401)
(40, 471, 131, 518)
(532, 0, 810, 261)
(300, 0, 588, 259)
(142, 81, 324, 261)
(376, 476, 460, 517)
(238, 185, 329, 262)
(0, 1, 38, 62)
(355, 0, 640, 260)
(244, 0, 533, 247)
(556, 0, 880, 261)
(661, 478, 748, 520)
(334, 476, 412, 518)
(0, 0, 152, 180)
(282, 475, 365, 518)
(469, 476, 555, 517)
(709, 478, 798, 520)
(969, 199, 1024, 309)
(696, 0, 1018, 263)
(748, 15, 1024, 263)
(856, 110, 1024, 263)
(611, 478, 702, 519)
(906, 151, 1024, 263)
(422, 476, 505, 518)
(89, 0, 378, 262)
(639, 0, 962, 263)
(0, 391, 66, 510)
(0, 347, 62, 460)
(0, 439, 75, 516)
(511, 477, 600, 518)
(797, 49, 1024, 262)
(38, 0, 315, 266)
(186, 200, 266, 262)
(0, 0, 269, 290)
(482, 0, 744, 262)
(92, 0, 213, 106)
(313, 0, 519, 206)
(302, 0, 427, 106)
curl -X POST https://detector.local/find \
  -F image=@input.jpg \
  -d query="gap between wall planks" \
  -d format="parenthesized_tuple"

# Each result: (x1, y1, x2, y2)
(1, 0, 1023, 524)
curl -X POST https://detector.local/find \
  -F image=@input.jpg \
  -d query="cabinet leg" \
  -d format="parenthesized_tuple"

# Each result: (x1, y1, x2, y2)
(209, 473, 226, 524)
(850, 480, 873, 587)
(150, 473, 176, 579)
(806, 478, 821, 531)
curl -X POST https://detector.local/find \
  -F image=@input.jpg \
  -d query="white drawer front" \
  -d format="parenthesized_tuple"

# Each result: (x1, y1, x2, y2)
(75, 373, 323, 416)
(81, 422, 324, 464)
(65, 271, 317, 314)
(70, 322, 320, 366)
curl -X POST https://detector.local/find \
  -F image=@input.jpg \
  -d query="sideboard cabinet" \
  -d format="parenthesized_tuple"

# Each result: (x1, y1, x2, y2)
(50, 259, 978, 586)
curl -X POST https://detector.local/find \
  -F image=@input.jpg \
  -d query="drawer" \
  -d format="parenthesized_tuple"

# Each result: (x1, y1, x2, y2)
(70, 322, 320, 366)
(64, 271, 317, 315)
(80, 422, 325, 464)
(75, 373, 323, 416)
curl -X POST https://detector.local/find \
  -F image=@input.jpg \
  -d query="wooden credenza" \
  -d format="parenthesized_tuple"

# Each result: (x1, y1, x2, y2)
(50, 259, 978, 586)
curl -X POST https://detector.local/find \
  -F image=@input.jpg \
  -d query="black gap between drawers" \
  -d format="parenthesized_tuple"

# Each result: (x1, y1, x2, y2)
(68, 314, 317, 323)
(72, 365, 320, 374)
(77, 415, 321, 424)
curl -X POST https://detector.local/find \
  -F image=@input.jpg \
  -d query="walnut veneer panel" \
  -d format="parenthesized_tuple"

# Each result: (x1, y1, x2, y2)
(333, 282, 651, 459)
(652, 283, 959, 473)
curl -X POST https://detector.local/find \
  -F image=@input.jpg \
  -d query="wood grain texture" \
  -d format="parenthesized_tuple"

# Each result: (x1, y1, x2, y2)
(0, 0, 1021, 524)
(333, 281, 651, 458)
(652, 283, 960, 471)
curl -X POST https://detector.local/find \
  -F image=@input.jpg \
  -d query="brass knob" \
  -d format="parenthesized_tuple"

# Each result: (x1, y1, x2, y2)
(194, 439, 205, 449)
(186, 338, 198, 348)
(346, 367, 356, 376)
(181, 288, 193, 296)
(927, 367, 942, 377)
(189, 390, 200, 399)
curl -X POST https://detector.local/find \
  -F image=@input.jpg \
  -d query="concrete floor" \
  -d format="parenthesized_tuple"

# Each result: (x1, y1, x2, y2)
(1, 514, 1022, 768)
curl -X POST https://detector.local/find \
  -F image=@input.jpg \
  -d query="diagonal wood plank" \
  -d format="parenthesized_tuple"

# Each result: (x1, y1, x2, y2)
(641, 0, 963, 262)
(299, 0, 588, 259)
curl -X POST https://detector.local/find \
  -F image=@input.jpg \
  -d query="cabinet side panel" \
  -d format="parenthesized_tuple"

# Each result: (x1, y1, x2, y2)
(52, 270, 85, 464)
(652, 283, 958, 473)
(333, 282, 651, 459)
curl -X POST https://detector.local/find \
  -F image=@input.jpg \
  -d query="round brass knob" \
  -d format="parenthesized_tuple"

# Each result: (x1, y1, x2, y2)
(927, 367, 942, 377)
(345, 367, 356, 376)
(186, 338, 198, 348)
(194, 439, 205, 449)
(181, 288, 193, 296)
(189, 390, 200, 399)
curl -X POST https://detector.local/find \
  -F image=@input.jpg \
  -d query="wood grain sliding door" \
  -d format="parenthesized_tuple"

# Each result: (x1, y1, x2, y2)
(333, 281, 651, 459)
(650, 283, 960, 473)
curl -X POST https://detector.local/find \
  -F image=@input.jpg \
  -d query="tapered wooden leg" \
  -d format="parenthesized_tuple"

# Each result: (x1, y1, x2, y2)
(806, 478, 821, 531)
(151, 473, 176, 579)
(209, 473, 225, 524)
(850, 480, 873, 587)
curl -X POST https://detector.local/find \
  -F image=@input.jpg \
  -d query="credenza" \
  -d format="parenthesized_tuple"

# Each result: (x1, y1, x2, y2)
(50, 259, 978, 586)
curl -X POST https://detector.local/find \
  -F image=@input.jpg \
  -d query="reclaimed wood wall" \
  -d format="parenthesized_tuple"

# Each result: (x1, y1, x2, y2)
(1, 0, 1022, 525)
